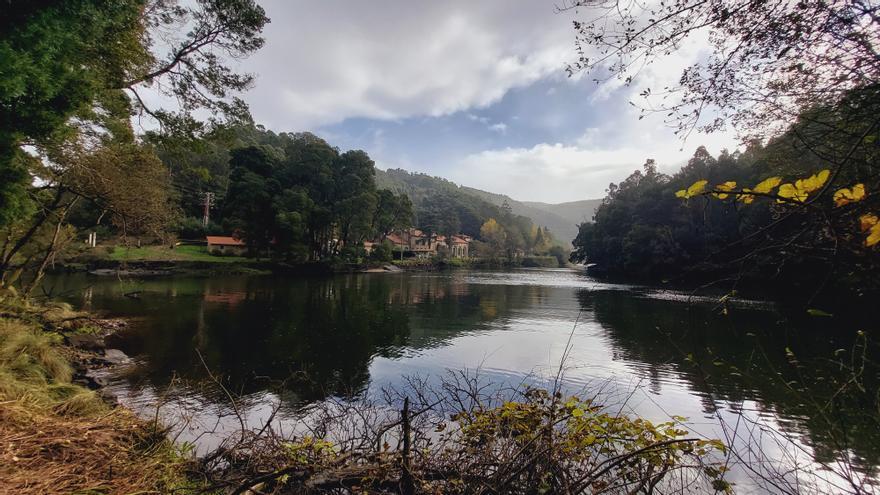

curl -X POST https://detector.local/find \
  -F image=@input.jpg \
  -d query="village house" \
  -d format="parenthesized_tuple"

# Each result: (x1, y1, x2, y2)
(205, 235, 247, 256)
(377, 229, 470, 259)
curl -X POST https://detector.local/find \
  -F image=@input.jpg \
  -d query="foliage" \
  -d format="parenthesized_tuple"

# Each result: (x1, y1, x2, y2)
(0, 0, 268, 285)
(0, 0, 145, 226)
(446, 388, 730, 493)
(479, 218, 507, 258)
(566, 0, 880, 138)
(373, 189, 414, 238)
(70, 141, 176, 241)
(370, 240, 395, 263)
(217, 135, 396, 261)
(199, 380, 729, 494)
(377, 168, 555, 253)
(571, 90, 879, 300)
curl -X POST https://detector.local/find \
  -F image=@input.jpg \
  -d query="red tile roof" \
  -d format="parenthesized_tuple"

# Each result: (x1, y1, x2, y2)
(206, 236, 246, 246)
(386, 233, 406, 245)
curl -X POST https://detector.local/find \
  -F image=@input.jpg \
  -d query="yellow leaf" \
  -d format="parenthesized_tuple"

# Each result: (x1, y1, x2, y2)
(799, 169, 830, 193)
(777, 183, 807, 203)
(834, 183, 866, 207)
(675, 180, 709, 200)
(687, 180, 708, 197)
(712, 181, 737, 199)
(868, 224, 880, 247)
(738, 188, 755, 204)
(753, 176, 782, 194)
(860, 213, 879, 232)
(571, 408, 584, 417)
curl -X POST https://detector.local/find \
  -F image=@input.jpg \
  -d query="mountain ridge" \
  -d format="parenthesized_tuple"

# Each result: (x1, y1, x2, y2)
(376, 168, 600, 244)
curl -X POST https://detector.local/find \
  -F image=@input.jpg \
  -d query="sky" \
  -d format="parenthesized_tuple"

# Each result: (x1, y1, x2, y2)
(228, 1, 739, 203)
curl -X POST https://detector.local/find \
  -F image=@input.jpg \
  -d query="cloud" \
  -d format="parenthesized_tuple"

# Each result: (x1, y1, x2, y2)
(242, 1, 577, 130)
(448, 110, 739, 203)
(488, 123, 508, 134)
(221, 1, 741, 204)
(440, 24, 737, 203)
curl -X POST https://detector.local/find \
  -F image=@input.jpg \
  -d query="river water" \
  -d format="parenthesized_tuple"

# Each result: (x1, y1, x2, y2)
(45, 268, 878, 493)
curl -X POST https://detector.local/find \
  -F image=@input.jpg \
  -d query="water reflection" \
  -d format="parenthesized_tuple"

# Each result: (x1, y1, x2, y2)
(583, 289, 880, 472)
(46, 269, 879, 481)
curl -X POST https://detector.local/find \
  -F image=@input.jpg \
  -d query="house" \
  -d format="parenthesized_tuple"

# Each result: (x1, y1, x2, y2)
(381, 229, 470, 259)
(449, 235, 469, 258)
(206, 235, 247, 256)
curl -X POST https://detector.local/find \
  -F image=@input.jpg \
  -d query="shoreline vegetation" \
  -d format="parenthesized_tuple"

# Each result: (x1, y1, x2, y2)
(0, 296, 194, 493)
(49, 243, 569, 279)
(0, 292, 736, 494)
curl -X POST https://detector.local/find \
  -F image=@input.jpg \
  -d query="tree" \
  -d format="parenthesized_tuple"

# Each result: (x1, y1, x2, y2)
(1, 0, 143, 226)
(0, 0, 268, 284)
(570, 109, 879, 301)
(71, 142, 175, 242)
(333, 150, 378, 250)
(123, 0, 269, 126)
(565, 0, 880, 138)
(222, 146, 280, 253)
(373, 190, 413, 239)
(370, 240, 394, 263)
(480, 218, 507, 258)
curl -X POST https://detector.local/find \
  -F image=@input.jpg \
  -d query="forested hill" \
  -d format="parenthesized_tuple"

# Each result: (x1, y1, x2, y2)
(474, 191, 601, 244)
(377, 168, 600, 244)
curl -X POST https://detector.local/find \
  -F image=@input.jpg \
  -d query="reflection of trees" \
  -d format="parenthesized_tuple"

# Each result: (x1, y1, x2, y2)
(116, 275, 411, 402)
(111, 274, 556, 406)
(580, 289, 880, 471)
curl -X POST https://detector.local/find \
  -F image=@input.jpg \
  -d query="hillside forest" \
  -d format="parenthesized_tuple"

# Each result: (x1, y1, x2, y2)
(154, 126, 562, 262)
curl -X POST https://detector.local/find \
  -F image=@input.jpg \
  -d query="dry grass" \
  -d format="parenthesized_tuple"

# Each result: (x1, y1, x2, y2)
(0, 402, 189, 495)
(0, 299, 197, 495)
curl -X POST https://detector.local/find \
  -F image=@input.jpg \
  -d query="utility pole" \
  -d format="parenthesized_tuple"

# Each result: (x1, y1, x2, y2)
(201, 192, 215, 227)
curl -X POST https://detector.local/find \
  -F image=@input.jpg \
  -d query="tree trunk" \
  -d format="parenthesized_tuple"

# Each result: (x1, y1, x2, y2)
(0, 187, 65, 277)
(25, 197, 78, 296)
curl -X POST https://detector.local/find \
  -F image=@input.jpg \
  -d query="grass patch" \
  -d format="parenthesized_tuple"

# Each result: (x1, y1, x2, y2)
(109, 244, 250, 263)
(0, 297, 200, 493)
(0, 403, 197, 494)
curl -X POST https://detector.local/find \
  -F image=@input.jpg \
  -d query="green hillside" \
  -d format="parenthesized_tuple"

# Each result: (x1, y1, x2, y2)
(376, 168, 601, 245)
(375, 168, 528, 239)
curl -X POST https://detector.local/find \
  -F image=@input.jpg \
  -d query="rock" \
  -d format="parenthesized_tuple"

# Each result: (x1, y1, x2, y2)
(72, 372, 109, 390)
(96, 318, 128, 331)
(102, 348, 130, 365)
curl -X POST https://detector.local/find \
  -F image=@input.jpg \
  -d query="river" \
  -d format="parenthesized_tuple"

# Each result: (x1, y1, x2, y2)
(44, 268, 878, 493)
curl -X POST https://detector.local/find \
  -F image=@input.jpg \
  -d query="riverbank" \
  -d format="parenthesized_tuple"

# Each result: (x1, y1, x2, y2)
(58, 244, 567, 278)
(0, 296, 197, 494)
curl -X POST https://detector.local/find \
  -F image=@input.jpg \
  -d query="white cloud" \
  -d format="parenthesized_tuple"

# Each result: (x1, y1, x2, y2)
(488, 122, 508, 134)
(442, 21, 738, 203)
(219, 1, 742, 204)
(243, 1, 577, 130)
(448, 112, 739, 203)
